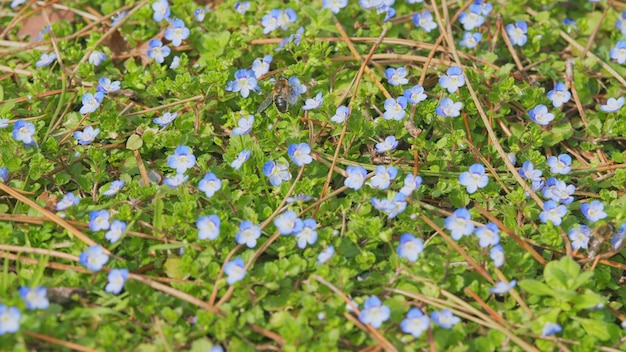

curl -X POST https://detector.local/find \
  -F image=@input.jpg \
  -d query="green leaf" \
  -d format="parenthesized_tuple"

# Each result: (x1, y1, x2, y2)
(518, 279, 555, 296)
(570, 317, 611, 341)
(126, 134, 143, 150)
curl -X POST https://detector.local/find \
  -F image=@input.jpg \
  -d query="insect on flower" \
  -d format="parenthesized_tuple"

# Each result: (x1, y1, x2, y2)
(588, 222, 616, 260)
(257, 77, 293, 113)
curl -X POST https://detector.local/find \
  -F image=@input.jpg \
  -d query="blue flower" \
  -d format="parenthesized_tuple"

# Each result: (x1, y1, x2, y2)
(224, 257, 246, 285)
(600, 97, 625, 113)
(541, 322, 562, 337)
(508, 152, 517, 166)
(112, 11, 127, 25)
(458, 163, 488, 194)
(401, 308, 430, 338)
(436, 97, 463, 117)
(36, 53, 56, 67)
(263, 160, 291, 186)
(0, 305, 21, 335)
(568, 224, 591, 250)
(194, 8, 206, 22)
(397, 233, 424, 262)
(489, 280, 516, 295)
(170, 56, 180, 69)
(225, 69, 258, 98)
(0, 119, 9, 129)
(475, 222, 500, 248)
(197, 214, 220, 240)
(236, 220, 261, 248)
(97, 77, 120, 94)
(79, 92, 104, 114)
(371, 193, 407, 219)
(322, 0, 348, 14)
(610, 222, 626, 250)
(542, 178, 575, 204)
(103, 180, 124, 196)
(404, 84, 427, 104)
(164, 19, 190, 47)
(459, 31, 482, 49)
(562, 18, 577, 33)
(10, 0, 25, 8)
(12, 120, 36, 145)
(252, 55, 272, 79)
(262, 9, 282, 34)
(198, 173, 222, 198)
(79, 245, 109, 271)
(0, 167, 7, 183)
(547, 154, 571, 175)
(276, 8, 297, 30)
(385, 67, 409, 86)
(288, 143, 313, 166)
(617, 12, 626, 35)
(231, 115, 254, 136)
(399, 174, 422, 196)
(295, 218, 318, 249)
(274, 210, 303, 235)
(317, 245, 335, 264)
(439, 66, 465, 93)
(344, 165, 367, 190)
(164, 173, 188, 188)
(519, 161, 542, 182)
(303, 92, 324, 110)
(413, 11, 437, 32)
(539, 200, 568, 226)
(430, 309, 460, 329)
(473, 0, 492, 15)
(231, 149, 251, 170)
(288, 76, 308, 105)
(331, 105, 350, 123)
(375, 136, 398, 153)
(383, 96, 408, 120)
(580, 200, 607, 223)
(105, 268, 129, 294)
(286, 194, 314, 203)
(234, 1, 250, 14)
(147, 39, 171, 63)
(154, 111, 178, 127)
(506, 21, 527, 47)
(19, 286, 49, 310)
(89, 210, 110, 231)
(293, 26, 305, 45)
(369, 165, 398, 190)
(105, 220, 126, 243)
(610, 41, 626, 64)
(490, 244, 504, 267)
(546, 82, 571, 108)
(458, 5, 485, 31)
(358, 296, 390, 328)
(444, 208, 475, 240)
(167, 145, 196, 174)
(88, 51, 107, 66)
(210, 346, 224, 352)
(152, 0, 170, 22)
(56, 192, 80, 211)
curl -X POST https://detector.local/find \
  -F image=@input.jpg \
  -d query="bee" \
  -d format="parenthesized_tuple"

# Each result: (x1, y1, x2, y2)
(588, 222, 616, 259)
(257, 77, 292, 114)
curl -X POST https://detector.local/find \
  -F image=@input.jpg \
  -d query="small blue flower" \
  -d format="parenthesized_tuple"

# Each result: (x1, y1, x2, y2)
(197, 214, 220, 240)
(0, 167, 7, 183)
(236, 220, 261, 248)
(154, 112, 178, 127)
(317, 245, 335, 264)
(288, 143, 313, 166)
(152, 0, 170, 22)
(383, 96, 408, 120)
(97, 77, 120, 94)
(371, 193, 407, 219)
(458, 163, 488, 194)
(10, 0, 26, 8)
(88, 51, 107, 66)
(262, 9, 282, 34)
(295, 218, 318, 249)
(430, 309, 460, 329)
(210, 346, 224, 352)
(401, 308, 430, 338)
(274, 210, 303, 235)
(385, 67, 409, 86)
(436, 97, 463, 117)
(231, 150, 251, 170)
(508, 152, 517, 166)
(0, 119, 9, 128)
(580, 200, 607, 223)
(489, 280, 516, 295)
(413, 11, 437, 32)
(506, 21, 528, 46)
(519, 161, 542, 182)
(293, 26, 304, 45)
(288, 76, 307, 105)
(475, 222, 500, 248)
(89, 210, 110, 231)
(600, 97, 625, 113)
(490, 244, 504, 267)
(322, 0, 348, 14)
(147, 39, 171, 63)
(610, 222, 626, 250)
(358, 296, 390, 328)
(344, 165, 367, 190)
(105, 220, 126, 243)
(439, 66, 465, 93)
(276, 8, 297, 30)
(303, 92, 323, 110)
(194, 8, 206, 22)
(19, 286, 49, 310)
(444, 208, 475, 240)
(0, 305, 21, 335)
(36, 53, 56, 67)
(12, 120, 36, 145)
(617, 12, 626, 35)
(170, 56, 180, 69)
(474, 0, 492, 15)
(404, 84, 427, 105)
(458, 5, 485, 31)
(231, 115, 254, 136)
(112, 11, 127, 25)
(568, 224, 591, 250)
(399, 174, 422, 196)
(331, 105, 350, 123)
(539, 200, 568, 226)
(79, 245, 109, 271)
(105, 268, 129, 294)
(164, 173, 188, 188)
(546, 82, 571, 108)
(547, 154, 571, 175)
(225, 69, 258, 98)
(397, 233, 424, 262)
(542, 178, 575, 204)
(79, 92, 104, 114)
(369, 165, 398, 190)
(103, 180, 124, 196)
(459, 31, 482, 49)
(167, 145, 196, 174)
(541, 322, 562, 337)
(375, 136, 398, 153)
(224, 257, 246, 285)
(198, 173, 222, 198)
(263, 160, 292, 186)
(56, 192, 80, 211)
(164, 19, 189, 47)
(252, 55, 272, 79)
(234, 1, 250, 15)
(286, 194, 314, 203)
(610, 41, 626, 64)
(562, 18, 577, 33)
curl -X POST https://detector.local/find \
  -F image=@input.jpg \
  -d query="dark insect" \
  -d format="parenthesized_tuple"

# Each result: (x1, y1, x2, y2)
(257, 77, 292, 113)
(588, 222, 616, 259)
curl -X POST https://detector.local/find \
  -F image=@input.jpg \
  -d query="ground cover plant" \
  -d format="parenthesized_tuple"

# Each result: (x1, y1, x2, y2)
(1, 0, 626, 350)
